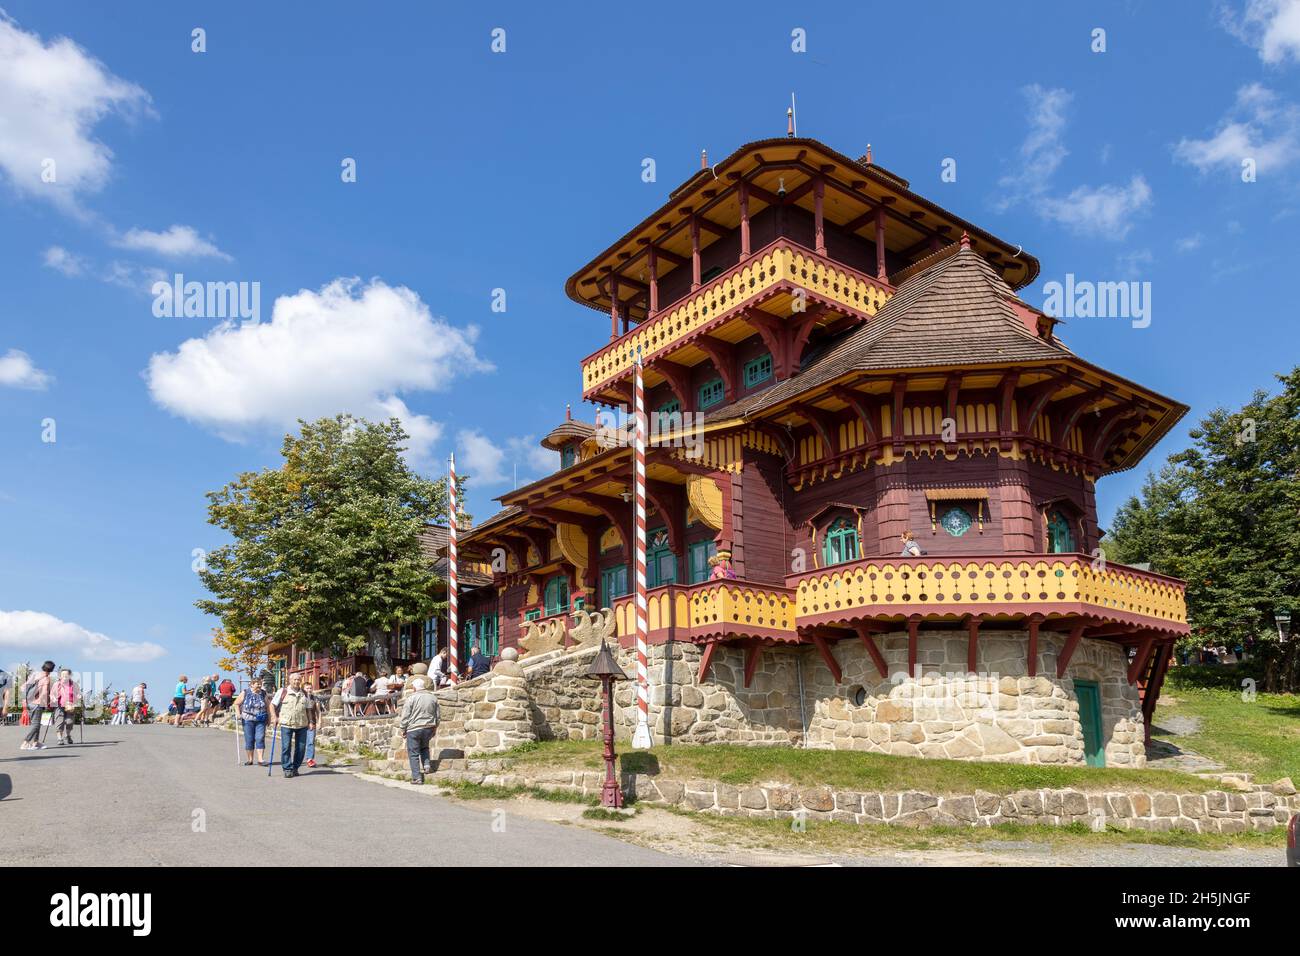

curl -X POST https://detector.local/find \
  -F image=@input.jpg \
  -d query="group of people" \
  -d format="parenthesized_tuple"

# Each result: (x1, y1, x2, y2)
(233, 673, 330, 776)
(166, 673, 237, 726)
(108, 682, 152, 724)
(17, 661, 81, 750)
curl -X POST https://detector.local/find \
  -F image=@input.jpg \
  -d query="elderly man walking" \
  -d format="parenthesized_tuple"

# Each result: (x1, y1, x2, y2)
(269, 673, 312, 778)
(398, 677, 440, 784)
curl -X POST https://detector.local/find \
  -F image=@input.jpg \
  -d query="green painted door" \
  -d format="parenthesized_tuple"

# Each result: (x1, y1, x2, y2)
(1075, 680, 1105, 767)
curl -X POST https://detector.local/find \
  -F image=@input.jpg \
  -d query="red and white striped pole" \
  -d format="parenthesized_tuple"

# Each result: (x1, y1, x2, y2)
(631, 347, 653, 749)
(447, 452, 459, 685)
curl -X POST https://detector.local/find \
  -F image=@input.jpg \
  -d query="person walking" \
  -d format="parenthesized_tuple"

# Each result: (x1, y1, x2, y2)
(19, 661, 55, 750)
(269, 673, 311, 778)
(398, 677, 440, 784)
(234, 678, 269, 766)
(52, 668, 78, 745)
(303, 676, 329, 769)
(217, 675, 236, 712)
(129, 682, 145, 723)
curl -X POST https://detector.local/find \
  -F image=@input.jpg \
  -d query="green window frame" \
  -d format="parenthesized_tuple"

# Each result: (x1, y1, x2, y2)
(940, 506, 973, 538)
(698, 378, 725, 409)
(601, 564, 628, 607)
(688, 540, 717, 584)
(646, 529, 677, 588)
(822, 517, 859, 566)
(561, 445, 577, 469)
(524, 608, 541, 622)
(543, 575, 570, 616)
(422, 616, 438, 659)
(743, 353, 772, 388)
(478, 615, 498, 656)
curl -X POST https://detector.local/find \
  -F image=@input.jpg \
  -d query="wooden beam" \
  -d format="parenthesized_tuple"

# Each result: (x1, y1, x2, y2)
(874, 205, 887, 279)
(1127, 633, 1157, 686)
(965, 615, 981, 673)
(743, 642, 762, 687)
(792, 403, 840, 459)
(738, 180, 751, 257)
(655, 359, 695, 412)
(809, 632, 842, 684)
(1026, 614, 1041, 678)
(853, 622, 888, 678)
(698, 640, 718, 682)
(694, 335, 738, 402)
(906, 615, 921, 678)
(830, 386, 880, 446)
(689, 215, 701, 291)
(1056, 620, 1085, 678)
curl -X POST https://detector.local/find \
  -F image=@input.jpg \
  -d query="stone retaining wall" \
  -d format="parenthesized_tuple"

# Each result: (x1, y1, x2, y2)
(423, 761, 1300, 834)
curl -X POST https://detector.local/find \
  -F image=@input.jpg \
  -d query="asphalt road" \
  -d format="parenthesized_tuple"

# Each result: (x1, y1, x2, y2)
(0, 723, 683, 866)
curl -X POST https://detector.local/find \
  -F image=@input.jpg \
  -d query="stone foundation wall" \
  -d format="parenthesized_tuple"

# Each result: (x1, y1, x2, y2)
(804, 631, 1145, 767)
(317, 631, 1147, 770)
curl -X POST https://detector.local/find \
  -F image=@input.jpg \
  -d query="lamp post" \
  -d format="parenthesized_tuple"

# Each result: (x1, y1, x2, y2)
(587, 639, 629, 808)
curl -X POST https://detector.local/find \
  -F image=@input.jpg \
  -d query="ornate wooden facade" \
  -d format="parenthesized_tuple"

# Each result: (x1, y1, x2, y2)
(461, 136, 1189, 745)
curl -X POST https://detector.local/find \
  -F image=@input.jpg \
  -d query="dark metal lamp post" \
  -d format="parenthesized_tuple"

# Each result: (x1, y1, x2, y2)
(587, 639, 629, 808)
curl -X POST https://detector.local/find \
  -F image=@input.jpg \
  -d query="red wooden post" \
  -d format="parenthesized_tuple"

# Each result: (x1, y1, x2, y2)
(875, 206, 887, 279)
(609, 275, 620, 340)
(690, 215, 701, 290)
(647, 245, 658, 317)
(697, 640, 717, 682)
(966, 616, 980, 673)
(743, 642, 762, 687)
(813, 176, 826, 255)
(810, 632, 842, 684)
(739, 181, 751, 257)
(853, 623, 888, 678)
(1026, 615, 1041, 677)
(1056, 620, 1085, 678)
(906, 615, 920, 678)
(1127, 633, 1156, 685)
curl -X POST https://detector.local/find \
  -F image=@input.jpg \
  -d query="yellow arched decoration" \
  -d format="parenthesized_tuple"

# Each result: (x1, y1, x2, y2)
(526, 583, 539, 605)
(687, 475, 724, 530)
(600, 526, 622, 552)
(556, 522, 589, 577)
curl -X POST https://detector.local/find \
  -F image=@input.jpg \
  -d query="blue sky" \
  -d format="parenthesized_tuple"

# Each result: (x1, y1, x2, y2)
(2, 1, 1298, 697)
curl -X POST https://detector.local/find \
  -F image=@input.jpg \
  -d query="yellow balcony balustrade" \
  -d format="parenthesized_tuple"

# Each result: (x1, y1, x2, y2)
(791, 554, 1188, 635)
(612, 580, 798, 644)
(581, 239, 894, 398)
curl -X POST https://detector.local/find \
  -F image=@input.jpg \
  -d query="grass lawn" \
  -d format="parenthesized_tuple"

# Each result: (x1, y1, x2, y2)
(1154, 673, 1300, 782)
(496, 739, 1214, 795)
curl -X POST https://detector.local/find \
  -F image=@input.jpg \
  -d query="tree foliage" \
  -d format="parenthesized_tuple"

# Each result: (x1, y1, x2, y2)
(1107, 367, 1300, 690)
(196, 416, 454, 671)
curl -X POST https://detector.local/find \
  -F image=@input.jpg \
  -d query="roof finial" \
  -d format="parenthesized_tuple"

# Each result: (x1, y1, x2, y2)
(565, 402, 572, 420)
(959, 231, 971, 250)
(865, 143, 873, 164)
(787, 106, 795, 138)
(700, 148, 707, 169)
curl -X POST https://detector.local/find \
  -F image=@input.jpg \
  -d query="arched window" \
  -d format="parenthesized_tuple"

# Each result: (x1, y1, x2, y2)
(822, 517, 859, 566)
(543, 575, 569, 616)
(1047, 509, 1076, 553)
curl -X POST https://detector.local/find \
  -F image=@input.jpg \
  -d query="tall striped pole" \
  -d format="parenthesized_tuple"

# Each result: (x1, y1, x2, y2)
(631, 347, 653, 749)
(447, 452, 459, 685)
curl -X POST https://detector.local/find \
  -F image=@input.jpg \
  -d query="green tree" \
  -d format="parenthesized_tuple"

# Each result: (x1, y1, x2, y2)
(196, 415, 457, 673)
(1108, 367, 1300, 691)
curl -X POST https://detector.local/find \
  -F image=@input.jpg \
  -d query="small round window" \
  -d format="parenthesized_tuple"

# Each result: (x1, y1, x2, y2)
(940, 506, 973, 537)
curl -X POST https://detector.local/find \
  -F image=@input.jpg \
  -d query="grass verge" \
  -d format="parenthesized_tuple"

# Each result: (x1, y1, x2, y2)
(1154, 677, 1300, 782)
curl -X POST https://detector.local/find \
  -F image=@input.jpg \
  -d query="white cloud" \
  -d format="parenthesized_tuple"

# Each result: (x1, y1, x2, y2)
(0, 348, 51, 389)
(997, 85, 1152, 239)
(42, 244, 85, 276)
(1176, 232, 1205, 252)
(146, 277, 492, 463)
(115, 224, 231, 261)
(456, 430, 559, 485)
(1173, 83, 1300, 176)
(0, 609, 166, 663)
(1220, 0, 1300, 64)
(0, 12, 151, 212)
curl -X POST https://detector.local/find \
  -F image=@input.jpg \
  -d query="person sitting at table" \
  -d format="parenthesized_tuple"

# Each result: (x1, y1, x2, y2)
(390, 665, 406, 690)
(464, 645, 491, 680)
(372, 671, 392, 697)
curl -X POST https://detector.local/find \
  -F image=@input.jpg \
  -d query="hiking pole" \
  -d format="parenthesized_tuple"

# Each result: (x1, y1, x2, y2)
(267, 722, 279, 777)
(235, 710, 243, 765)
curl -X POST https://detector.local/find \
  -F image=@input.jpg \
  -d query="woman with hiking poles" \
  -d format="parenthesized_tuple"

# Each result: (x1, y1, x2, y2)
(233, 678, 269, 766)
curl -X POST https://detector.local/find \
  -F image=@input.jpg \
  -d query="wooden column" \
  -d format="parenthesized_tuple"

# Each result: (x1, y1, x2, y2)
(739, 181, 751, 257)
(609, 275, 620, 341)
(1026, 614, 1041, 677)
(647, 245, 659, 317)
(906, 616, 921, 678)
(690, 214, 701, 291)
(813, 176, 826, 255)
(966, 616, 980, 673)
(875, 206, 887, 279)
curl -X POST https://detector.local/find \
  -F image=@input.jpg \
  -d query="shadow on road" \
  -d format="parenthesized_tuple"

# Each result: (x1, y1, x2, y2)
(0, 754, 80, 763)
(0, 774, 10, 800)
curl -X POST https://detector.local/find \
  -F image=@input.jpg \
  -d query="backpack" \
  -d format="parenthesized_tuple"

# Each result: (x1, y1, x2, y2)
(23, 674, 45, 706)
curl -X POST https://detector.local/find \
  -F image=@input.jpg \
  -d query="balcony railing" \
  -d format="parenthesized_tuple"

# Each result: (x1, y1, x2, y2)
(790, 554, 1188, 634)
(581, 238, 895, 397)
(611, 579, 799, 644)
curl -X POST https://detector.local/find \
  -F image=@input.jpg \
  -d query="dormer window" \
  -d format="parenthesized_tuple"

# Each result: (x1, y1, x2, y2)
(822, 517, 859, 566)
(743, 353, 773, 388)
(561, 444, 577, 469)
(698, 378, 725, 409)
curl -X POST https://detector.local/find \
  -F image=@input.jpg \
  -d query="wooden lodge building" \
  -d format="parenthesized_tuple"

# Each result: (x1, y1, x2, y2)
(354, 136, 1193, 767)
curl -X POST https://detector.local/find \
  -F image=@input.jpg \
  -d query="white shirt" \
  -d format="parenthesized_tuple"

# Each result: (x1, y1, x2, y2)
(372, 676, 391, 695)
(132, 685, 144, 703)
